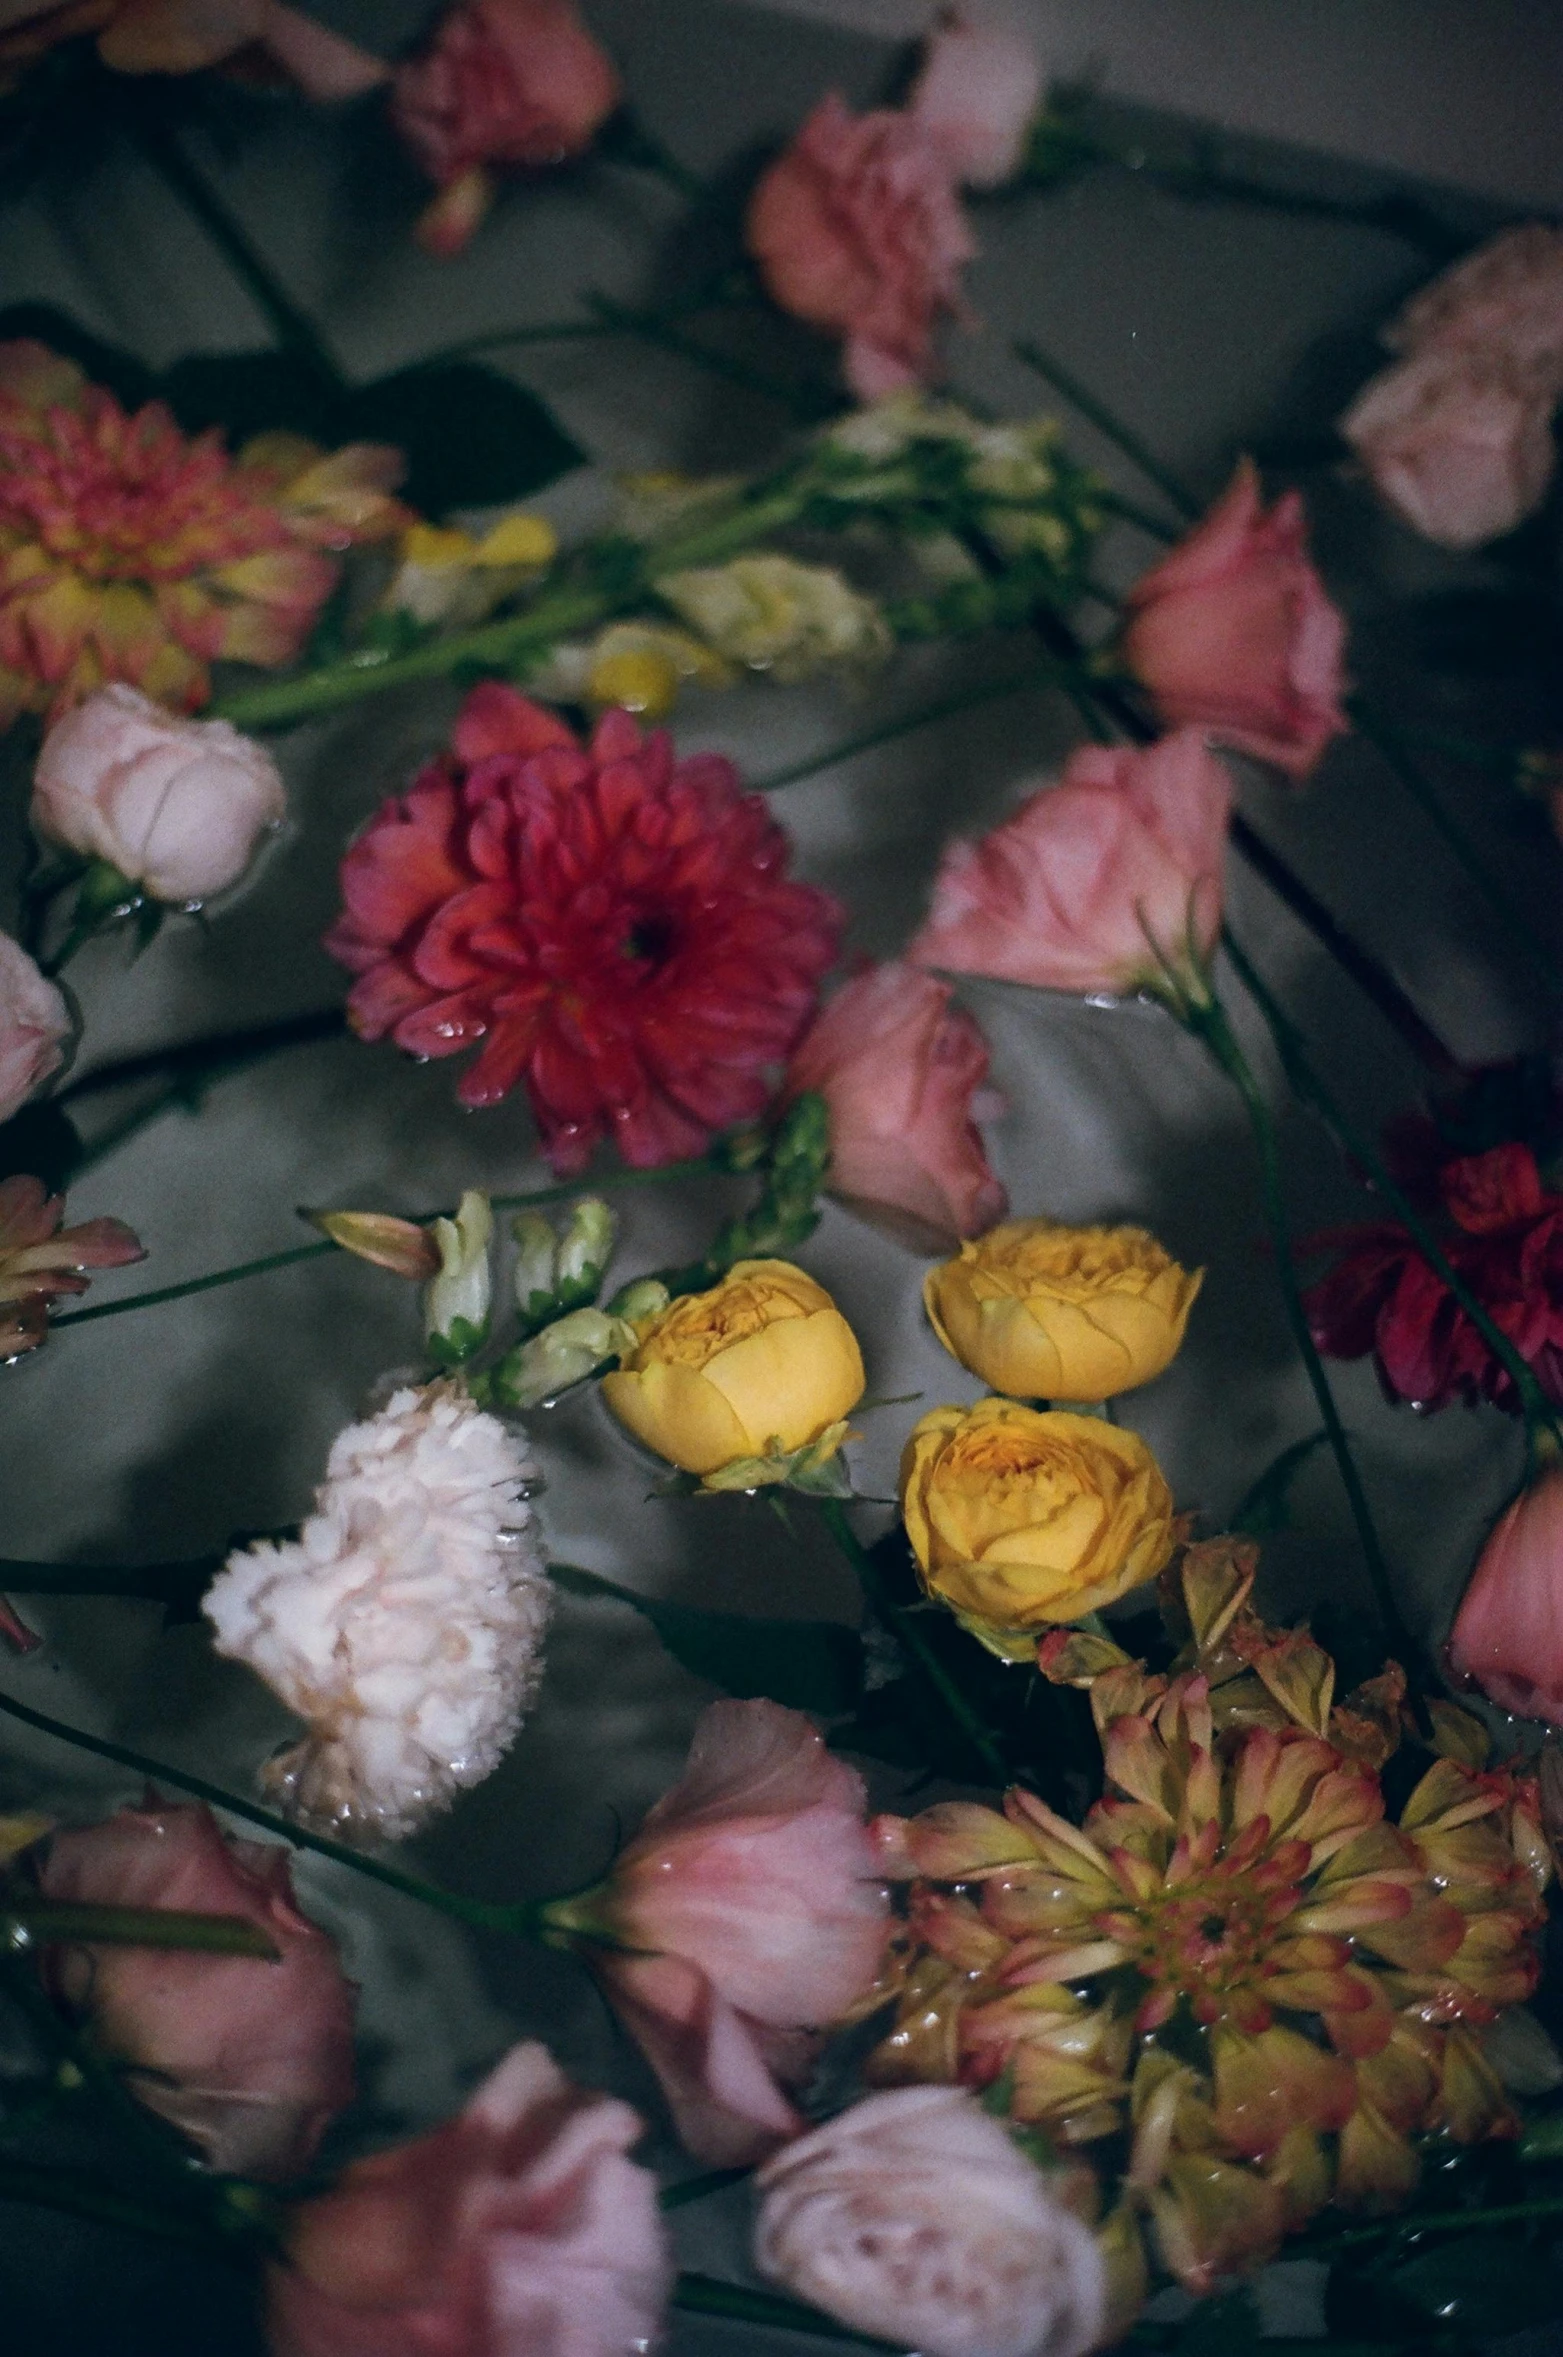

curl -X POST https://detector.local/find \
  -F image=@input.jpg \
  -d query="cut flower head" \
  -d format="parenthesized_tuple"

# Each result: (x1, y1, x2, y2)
(867, 1540, 1550, 2293)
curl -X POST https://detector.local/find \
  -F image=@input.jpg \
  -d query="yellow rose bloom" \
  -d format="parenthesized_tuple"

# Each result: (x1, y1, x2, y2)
(900, 1396, 1177, 1648)
(601, 1259, 865, 1476)
(923, 1217, 1203, 1402)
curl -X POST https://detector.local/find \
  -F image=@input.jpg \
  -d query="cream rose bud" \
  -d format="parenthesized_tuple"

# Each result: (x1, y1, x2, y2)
(925, 1216, 1203, 1400)
(755, 2085, 1107, 2357)
(33, 685, 286, 905)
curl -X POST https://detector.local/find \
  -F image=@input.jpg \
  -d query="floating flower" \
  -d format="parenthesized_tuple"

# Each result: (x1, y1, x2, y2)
(33, 685, 286, 905)
(900, 1396, 1178, 1654)
(601, 1258, 864, 1480)
(657, 555, 891, 682)
(204, 1382, 550, 1841)
(747, 94, 975, 400)
(390, 0, 623, 257)
(867, 1546, 1549, 2290)
(546, 1699, 890, 2165)
(326, 683, 842, 1172)
(1448, 1466, 1563, 1724)
(0, 345, 403, 722)
(380, 512, 557, 628)
(268, 2041, 670, 2357)
(784, 961, 1007, 1251)
(40, 1799, 355, 2180)
(908, 11, 1044, 191)
(755, 2085, 1107, 2357)
(925, 1216, 1203, 1402)
(0, 1173, 144, 1359)
(908, 732, 1232, 1004)
(1303, 1140, 1563, 1414)
(0, 929, 70, 1127)
(1120, 460, 1349, 782)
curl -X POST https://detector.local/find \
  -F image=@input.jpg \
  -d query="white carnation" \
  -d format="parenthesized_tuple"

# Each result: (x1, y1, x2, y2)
(205, 1383, 550, 1842)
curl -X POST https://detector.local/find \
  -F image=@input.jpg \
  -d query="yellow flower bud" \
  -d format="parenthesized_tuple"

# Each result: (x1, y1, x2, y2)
(473, 513, 557, 569)
(924, 1217, 1203, 1402)
(588, 646, 682, 718)
(601, 1258, 865, 1477)
(401, 522, 479, 570)
(899, 1396, 1177, 1649)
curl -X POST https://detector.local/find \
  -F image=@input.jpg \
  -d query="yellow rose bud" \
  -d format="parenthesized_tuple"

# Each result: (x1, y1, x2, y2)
(899, 1396, 1177, 1647)
(601, 1257, 865, 1477)
(924, 1217, 1203, 1402)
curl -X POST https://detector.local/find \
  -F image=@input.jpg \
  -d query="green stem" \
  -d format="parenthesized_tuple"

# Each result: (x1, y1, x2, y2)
(0, 2162, 250, 2264)
(0, 1554, 223, 1605)
(672, 2272, 895, 2348)
(583, 293, 837, 422)
(0, 1683, 536, 1936)
(5, 1902, 278, 1957)
(52, 1241, 336, 1328)
(658, 2164, 752, 2211)
(39, 914, 99, 982)
(1352, 697, 1558, 990)
(750, 670, 1062, 794)
(1012, 338, 1200, 521)
(1184, 992, 1426, 1679)
(1222, 926, 1563, 1460)
(61, 1008, 346, 1105)
(819, 1498, 1010, 1789)
(1316, 2192, 1563, 2253)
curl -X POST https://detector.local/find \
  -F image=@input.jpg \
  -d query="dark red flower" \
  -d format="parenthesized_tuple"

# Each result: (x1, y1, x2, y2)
(325, 685, 843, 1173)
(1303, 1141, 1563, 1413)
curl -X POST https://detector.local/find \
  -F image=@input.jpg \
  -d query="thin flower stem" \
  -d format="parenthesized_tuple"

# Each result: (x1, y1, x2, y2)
(1011, 339, 1200, 522)
(38, 914, 98, 982)
(1183, 992, 1428, 1680)
(672, 2271, 896, 2348)
(4, 1901, 277, 1957)
(658, 2164, 752, 2211)
(0, 2162, 250, 2264)
(818, 1498, 1010, 1789)
(582, 293, 839, 421)
(0, 1683, 534, 1936)
(750, 670, 1062, 794)
(1317, 2191, 1563, 2252)
(0, 1554, 223, 1604)
(1222, 926, 1563, 1461)
(49, 1157, 721, 1330)
(61, 1008, 347, 1104)
(1097, 490, 1181, 542)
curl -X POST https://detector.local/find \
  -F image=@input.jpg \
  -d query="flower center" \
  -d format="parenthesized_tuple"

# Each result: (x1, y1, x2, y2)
(1097, 1849, 1307, 2025)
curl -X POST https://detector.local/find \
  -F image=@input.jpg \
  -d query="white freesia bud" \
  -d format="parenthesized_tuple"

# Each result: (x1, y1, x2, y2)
(609, 1278, 671, 1324)
(658, 555, 891, 682)
(423, 1189, 493, 1362)
(32, 686, 286, 906)
(754, 2086, 1107, 2357)
(205, 1383, 550, 1841)
(493, 1307, 636, 1411)
(512, 1210, 560, 1326)
(557, 1198, 616, 1302)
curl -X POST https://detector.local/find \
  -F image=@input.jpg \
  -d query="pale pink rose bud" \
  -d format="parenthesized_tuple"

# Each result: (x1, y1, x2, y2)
(755, 2084, 1108, 2357)
(1340, 346, 1558, 551)
(267, 2041, 671, 2357)
(747, 95, 975, 400)
(0, 929, 69, 1126)
(40, 1798, 355, 2180)
(785, 961, 1007, 1252)
(548, 1699, 890, 2165)
(909, 729, 1232, 1002)
(909, 11, 1043, 189)
(1448, 1467, 1563, 1723)
(391, 0, 622, 257)
(1121, 460, 1349, 782)
(33, 685, 286, 906)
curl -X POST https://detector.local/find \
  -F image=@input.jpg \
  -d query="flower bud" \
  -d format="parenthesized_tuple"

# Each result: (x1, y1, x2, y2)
(658, 555, 891, 682)
(1449, 1466, 1563, 1722)
(423, 1190, 493, 1364)
(609, 1277, 671, 1324)
(311, 1208, 440, 1280)
(557, 1197, 616, 1304)
(491, 1307, 636, 1411)
(512, 1211, 560, 1328)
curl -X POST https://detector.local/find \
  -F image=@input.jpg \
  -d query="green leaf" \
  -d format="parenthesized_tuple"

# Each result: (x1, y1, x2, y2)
(343, 363, 583, 515)
(1232, 1429, 1332, 1535)
(158, 350, 340, 447)
(549, 1563, 863, 1717)
(0, 303, 155, 411)
(1378, 2233, 1562, 2334)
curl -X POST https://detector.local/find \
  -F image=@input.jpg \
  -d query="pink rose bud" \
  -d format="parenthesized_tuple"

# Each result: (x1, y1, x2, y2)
(40, 1798, 355, 2179)
(33, 685, 286, 906)
(909, 11, 1043, 189)
(909, 729, 1232, 1002)
(755, 2084, 1108, 2357)
(1448, 1467, 1563, 1724)
(267, 2041, 671, 2357)
(548, 1699, 890, 2165)
(785, 961, 1007, 1252)
(1340, 347, 1558, 551)
(391, 0, 623, 257)
(747, 95, 975, 400)
(0, 929, 69, 1127)
(1121, 460, 1349, 782)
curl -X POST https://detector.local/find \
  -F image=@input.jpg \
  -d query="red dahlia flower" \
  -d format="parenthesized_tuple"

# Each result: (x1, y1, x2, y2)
(1303, 1140, 1563, 1412)
(326, 684, 843, 1172)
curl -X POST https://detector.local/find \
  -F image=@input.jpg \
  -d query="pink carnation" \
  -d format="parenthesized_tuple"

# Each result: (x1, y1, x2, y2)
(786, 960, 1007, 1251)
(747, 94, 975, 400)
(1121, 460, 1349, 782)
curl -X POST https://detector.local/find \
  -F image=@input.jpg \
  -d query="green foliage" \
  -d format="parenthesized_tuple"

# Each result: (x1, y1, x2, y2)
(1232, 1429, 1332, 1535)
(549, 1561, 864, 1717)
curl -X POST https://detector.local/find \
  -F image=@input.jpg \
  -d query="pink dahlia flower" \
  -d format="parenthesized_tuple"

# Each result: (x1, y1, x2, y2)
(326, 683, 842, 1172)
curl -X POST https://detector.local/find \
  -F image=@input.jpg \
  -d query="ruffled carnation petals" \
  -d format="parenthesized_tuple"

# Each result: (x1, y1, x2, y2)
(40, 1798, 355, 2180)
(1121, 460, 1349, 782)
(1449, 1469, 1563, 1724)
(0, 929, 70, 1126)
(909, 730, 1232, 1000)
(909, 11, 1044, 190)
(267, 2040, 672, 2357)
(784, 961, 1007, 1251)
(326, 690, 842, 1174)
(204, 1382, 551, 1840)
(747, 95, 975, 401)
(1341, 348, 1558, 551)
(755, 2084, 1108, 2357)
